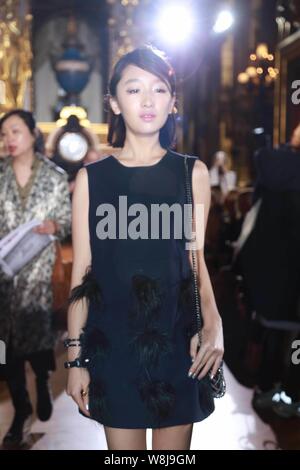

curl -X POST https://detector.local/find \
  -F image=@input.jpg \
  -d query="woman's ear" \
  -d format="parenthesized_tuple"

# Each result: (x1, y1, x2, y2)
(109, 96, 121, 116)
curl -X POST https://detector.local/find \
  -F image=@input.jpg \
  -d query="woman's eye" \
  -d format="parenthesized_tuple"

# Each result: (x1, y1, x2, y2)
(155, 88, 167, 93)
(127, 89, 139, 94)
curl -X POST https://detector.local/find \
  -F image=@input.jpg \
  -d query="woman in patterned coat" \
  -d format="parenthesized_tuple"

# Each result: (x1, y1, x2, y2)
(0, 109, 71, 448)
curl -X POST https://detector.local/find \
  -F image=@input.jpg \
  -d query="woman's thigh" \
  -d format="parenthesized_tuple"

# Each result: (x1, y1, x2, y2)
(104, 426, 147, 450)
(152, 423, 193, 450)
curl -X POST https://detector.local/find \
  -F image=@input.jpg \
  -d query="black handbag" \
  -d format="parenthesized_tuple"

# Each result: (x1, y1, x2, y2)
(184, 156, 226, 398)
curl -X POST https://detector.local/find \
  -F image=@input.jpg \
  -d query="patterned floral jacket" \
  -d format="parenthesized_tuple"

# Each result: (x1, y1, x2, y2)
(0, 153, 72, 356)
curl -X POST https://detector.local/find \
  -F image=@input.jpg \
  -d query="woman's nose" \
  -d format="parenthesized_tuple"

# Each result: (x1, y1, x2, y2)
(142, 93, 154, 107)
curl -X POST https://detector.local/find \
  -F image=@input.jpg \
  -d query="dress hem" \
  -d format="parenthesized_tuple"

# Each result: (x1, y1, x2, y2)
(81, 410, 214, 429)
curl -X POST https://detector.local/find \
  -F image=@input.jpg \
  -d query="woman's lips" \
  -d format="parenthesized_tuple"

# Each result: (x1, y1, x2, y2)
(140, 114, 156, 122)
(8, 146, 17, 153)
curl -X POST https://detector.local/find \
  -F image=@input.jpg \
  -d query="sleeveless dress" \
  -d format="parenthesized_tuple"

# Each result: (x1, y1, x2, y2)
(70, 149, 215, 429)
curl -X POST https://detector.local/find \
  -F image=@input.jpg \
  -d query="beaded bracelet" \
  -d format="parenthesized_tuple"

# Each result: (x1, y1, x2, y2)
(64, 338, 81, 348)
(64, 357, 90, 369)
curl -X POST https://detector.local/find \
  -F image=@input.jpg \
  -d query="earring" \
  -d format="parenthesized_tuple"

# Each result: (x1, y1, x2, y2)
(173, 106, 178, 114)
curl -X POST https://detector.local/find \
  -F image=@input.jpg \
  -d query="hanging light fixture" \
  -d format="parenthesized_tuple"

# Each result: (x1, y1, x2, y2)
(237, 43, 279, 86)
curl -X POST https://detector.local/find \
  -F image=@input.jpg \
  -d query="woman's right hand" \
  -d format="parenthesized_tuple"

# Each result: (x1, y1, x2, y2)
(67, 367, 91, 417)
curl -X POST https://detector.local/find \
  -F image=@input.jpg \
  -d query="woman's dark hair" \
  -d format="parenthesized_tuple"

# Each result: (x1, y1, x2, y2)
(107, 45, 177, 149)
(0, 109, 44, 153)
(0, 109, 36, 135)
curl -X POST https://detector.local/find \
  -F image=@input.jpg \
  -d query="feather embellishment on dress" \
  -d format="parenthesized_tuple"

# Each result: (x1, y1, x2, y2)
(79, 327, 110, 365)
(129, 327, 173, 367)
(130, 274, 163, 324)
(88, 379, 110, 422)
(139, 379, 176, 422)
(68, 267, 103, 308)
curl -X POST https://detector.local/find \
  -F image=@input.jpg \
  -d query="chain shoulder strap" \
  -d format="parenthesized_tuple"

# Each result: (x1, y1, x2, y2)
(184, 156, 203, 347)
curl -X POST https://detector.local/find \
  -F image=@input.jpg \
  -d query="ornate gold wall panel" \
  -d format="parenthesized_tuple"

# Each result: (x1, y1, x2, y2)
(0, 0, 32, 113)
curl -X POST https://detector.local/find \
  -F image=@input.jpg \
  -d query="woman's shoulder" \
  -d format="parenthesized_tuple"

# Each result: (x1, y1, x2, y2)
(73, 157, 111, 189)
(168, 148, 199, 161)
(38, 153, 68, 181)
(84, 154, 112, 171)
(168, 149, 208, 173)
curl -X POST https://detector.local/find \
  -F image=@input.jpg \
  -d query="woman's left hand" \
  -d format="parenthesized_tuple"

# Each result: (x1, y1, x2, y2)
(188, 312, 224, 380)
(33, 219, 57, 235)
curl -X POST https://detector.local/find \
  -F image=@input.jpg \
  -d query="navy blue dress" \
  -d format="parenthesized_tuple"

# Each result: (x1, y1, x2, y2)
(71, 149, 215, 429)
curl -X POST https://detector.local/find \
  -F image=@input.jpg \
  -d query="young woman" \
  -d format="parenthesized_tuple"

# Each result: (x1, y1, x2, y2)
(0, 109, 71, 448)
(66, 46, 224, 450)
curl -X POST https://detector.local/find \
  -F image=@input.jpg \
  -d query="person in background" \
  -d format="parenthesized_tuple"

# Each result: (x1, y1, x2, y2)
(238, 122, 300, 418)
(285, 121, 300, 151)
(209, 150, 237, 200)
(253, 122, 300, 201)
(0, 109, 72, 449)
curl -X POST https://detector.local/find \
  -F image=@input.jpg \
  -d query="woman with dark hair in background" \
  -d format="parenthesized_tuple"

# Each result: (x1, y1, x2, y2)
(66, 46, 223, 450)
(0, 109, 71, 448)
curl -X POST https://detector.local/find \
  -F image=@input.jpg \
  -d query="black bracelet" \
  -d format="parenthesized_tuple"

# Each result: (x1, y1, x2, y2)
(64, 358, 90, 369)
(64, 338, 81, 348)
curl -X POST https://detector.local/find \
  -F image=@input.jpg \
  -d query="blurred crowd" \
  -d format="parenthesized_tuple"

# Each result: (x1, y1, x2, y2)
(207, 124, 300, 420)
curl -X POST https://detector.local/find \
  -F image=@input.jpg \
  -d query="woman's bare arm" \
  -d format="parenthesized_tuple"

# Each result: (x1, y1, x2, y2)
(191, 160, 220, 320)
(188, 159, 224, 379)
(66, 167, 91, 416)
(67, 167, 91, 360)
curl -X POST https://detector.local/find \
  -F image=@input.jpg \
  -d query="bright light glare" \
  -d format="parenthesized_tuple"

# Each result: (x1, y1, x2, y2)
(213, 10, 234, 33)
(157, 4, 194, 44)
(253, 127, 264, 135)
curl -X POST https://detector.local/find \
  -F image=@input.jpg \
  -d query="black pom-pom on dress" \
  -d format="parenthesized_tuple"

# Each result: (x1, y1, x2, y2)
(69, 149, 215, 429)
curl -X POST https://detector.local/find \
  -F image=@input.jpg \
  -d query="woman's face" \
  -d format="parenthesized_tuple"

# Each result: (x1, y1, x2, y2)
(110, 64, 175, 139)
(291, 124, 300, 149)
(214, 152, 226, 167)
(0, 115, 35, 159)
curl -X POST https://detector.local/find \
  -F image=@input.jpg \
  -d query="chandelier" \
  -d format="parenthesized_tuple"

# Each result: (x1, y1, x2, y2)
(107, 0, 141, 59)
(237, 43, 279, 86)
